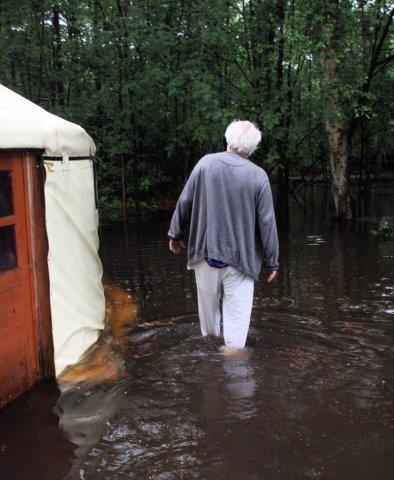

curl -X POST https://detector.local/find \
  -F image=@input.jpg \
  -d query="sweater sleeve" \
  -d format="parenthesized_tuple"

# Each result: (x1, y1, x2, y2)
(168, 162, 200, 240)
(257, 179, 279, 270)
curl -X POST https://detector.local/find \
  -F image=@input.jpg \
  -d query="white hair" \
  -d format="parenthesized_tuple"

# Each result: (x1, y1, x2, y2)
(225, 120, 262, 158)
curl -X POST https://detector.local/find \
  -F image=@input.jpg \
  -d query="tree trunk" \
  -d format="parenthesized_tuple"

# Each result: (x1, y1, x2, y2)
(121, 154, 128, 222)
(132, 156, 141, 220)
(321, 1, 352, 220)
(275, 0, 288, 196)
(324, 106, 352, 219)
(52, 5, 64, 106)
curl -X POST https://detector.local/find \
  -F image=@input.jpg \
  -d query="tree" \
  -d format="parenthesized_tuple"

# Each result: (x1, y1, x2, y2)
(0, 0, 392, 219)
(321, 0, 352, 219)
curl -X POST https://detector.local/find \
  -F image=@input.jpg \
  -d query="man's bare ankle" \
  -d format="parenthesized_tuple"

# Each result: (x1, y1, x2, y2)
(218, 346, 246, 357)
(205, 333, 221, 340)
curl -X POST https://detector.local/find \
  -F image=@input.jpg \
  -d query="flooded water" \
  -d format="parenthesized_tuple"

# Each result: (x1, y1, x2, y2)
(1, 187, 393, 479)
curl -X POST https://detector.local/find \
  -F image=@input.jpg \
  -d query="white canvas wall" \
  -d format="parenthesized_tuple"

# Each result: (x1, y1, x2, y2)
(0, 84, 95, 157)
(44, 159, 105, 374)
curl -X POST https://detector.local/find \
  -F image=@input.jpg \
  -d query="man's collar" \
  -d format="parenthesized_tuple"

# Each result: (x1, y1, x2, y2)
(226, 150, 249, 160)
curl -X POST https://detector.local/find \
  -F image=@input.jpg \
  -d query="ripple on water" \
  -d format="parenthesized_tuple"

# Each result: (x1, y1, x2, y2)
(2, 190, 393, 480)
(55, 318, 394, 480)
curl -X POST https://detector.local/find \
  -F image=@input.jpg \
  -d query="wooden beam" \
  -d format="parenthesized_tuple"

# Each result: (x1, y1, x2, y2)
(23, 150, 55, 379)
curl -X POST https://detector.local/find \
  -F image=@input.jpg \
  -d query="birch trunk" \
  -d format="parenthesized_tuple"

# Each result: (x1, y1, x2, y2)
(322, 56, 352, 219)
(321, 2, 352, 220)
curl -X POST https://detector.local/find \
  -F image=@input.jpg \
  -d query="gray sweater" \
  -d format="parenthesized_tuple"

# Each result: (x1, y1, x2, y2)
(168, 151, 279, 281)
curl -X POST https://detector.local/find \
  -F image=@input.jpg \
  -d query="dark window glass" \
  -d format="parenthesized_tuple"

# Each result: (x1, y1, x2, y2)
(0, 171, 14, 217)
(0, 225, 17, 273)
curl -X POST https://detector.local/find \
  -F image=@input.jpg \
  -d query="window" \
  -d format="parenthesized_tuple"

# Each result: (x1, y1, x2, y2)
(0, 171, 14, 217)
(0, 225, 17, 273)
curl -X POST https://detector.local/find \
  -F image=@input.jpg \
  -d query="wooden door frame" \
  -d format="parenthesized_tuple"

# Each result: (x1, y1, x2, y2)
(3, 149, 55, 379)
(23, 149, 55, 379)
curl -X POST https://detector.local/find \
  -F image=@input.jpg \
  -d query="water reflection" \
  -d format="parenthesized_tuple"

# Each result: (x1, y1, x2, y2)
(221, 350, 257, 420)
(0, 187, 393, 480)
(0, 380, 75, 480)
(54, 383, 123, 458)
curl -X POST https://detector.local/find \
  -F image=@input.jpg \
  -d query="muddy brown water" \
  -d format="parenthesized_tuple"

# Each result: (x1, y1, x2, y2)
(0, 187, 393, 480)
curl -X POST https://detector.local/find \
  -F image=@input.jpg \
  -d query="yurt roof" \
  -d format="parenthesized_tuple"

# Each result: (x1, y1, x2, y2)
(0, 84, 96, 157)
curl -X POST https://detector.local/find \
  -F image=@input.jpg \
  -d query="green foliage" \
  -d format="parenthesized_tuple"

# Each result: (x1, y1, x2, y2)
(0, 0, 392, 218)
(377, 221, 393, 238)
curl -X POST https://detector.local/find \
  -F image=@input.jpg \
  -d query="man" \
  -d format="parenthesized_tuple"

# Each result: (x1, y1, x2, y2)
(168, 120, 279, 352)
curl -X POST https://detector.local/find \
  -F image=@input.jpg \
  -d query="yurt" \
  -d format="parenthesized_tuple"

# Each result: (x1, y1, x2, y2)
(0, 84, 105, 407)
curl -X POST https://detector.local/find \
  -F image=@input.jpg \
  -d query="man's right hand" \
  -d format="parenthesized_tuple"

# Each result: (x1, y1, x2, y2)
(266, 269, 278, 283)
(169, 239, 186, 254)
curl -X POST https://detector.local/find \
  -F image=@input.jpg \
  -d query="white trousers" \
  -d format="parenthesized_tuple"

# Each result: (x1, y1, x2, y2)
(192, 260, 254, 348)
